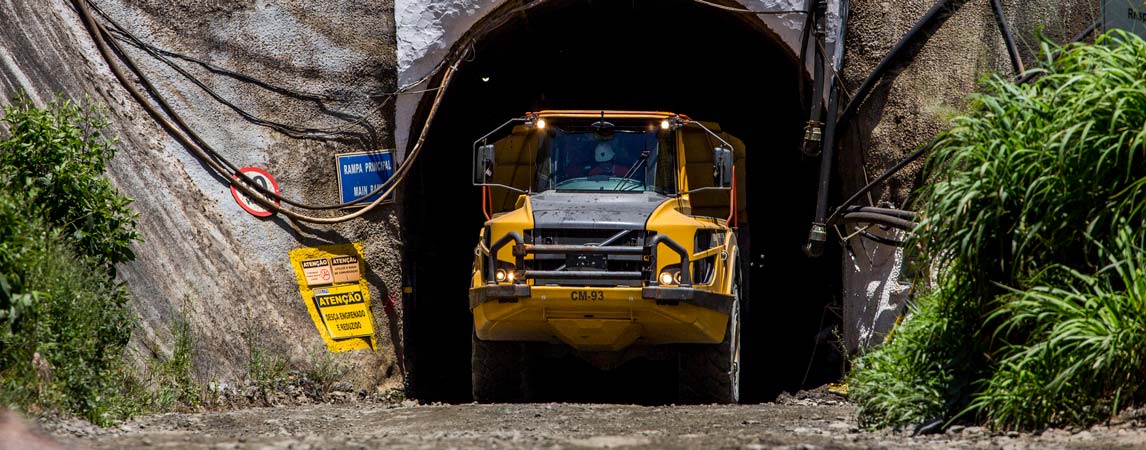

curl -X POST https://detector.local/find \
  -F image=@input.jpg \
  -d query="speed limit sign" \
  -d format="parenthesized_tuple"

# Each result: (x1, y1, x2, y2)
(230, 167, 281, 217)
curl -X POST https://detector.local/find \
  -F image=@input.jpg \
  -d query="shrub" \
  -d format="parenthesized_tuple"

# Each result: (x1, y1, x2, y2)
(0, 96, 139, 266)
(0, 96, 140, 425)
(850, 30, 1146, 430)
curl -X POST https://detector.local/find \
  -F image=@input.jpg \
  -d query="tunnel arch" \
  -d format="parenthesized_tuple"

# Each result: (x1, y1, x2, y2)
(399, 0, 843, 403)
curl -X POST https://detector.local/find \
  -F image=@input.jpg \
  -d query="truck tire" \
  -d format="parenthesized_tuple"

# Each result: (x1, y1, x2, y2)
(471, 332, 529, 403)
(677, 271, 742, 404)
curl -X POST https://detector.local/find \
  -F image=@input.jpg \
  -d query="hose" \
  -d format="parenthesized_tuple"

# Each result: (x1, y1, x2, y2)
(73, 0, 457, 223)
(843, 206, 918, 221)
(841, 212, 917, 231)
(80, 0, 425, 210)
(834, 0, 971, 143)
(859, 229, 906, 247)
(826, 142, 930, 226)
(989, 0, 1025, 76)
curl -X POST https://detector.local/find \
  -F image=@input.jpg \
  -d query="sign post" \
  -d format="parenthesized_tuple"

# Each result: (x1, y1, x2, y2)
(1104, 0, 1146, 38)
(336, 151, 395, 206)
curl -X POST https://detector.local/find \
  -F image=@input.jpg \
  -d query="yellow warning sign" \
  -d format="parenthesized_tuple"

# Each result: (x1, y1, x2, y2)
(330, 255, 361, 284)
(289, 243, 376, 352)
(313, 285, 374, 340)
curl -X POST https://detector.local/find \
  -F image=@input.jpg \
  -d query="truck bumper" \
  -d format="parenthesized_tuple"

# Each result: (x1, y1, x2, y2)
(469, 284, 734, 351)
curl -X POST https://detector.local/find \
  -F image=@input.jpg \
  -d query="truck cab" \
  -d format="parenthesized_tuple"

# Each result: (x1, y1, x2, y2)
(469, 110, 745, 403)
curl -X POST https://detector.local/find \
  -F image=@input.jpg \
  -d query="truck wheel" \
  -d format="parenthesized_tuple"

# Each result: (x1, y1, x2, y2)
(471, 332, 528, 403)
(678, 274, 742, 404)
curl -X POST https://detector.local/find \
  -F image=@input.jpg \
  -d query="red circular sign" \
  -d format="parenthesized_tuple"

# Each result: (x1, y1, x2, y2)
(230, 167, 281, 217)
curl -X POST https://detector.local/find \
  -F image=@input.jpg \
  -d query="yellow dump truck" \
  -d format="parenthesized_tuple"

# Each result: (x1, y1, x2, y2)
(469, 110, 747, 403)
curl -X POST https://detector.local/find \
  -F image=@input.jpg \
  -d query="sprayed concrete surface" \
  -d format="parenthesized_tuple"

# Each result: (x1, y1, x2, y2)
(46, 397, 1146, 450)
(0, 0, 404, 390)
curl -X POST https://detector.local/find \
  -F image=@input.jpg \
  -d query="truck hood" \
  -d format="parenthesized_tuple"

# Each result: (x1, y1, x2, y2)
(529, 191, 669, 230)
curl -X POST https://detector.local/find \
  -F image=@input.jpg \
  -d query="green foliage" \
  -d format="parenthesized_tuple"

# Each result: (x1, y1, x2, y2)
(0, 96, 139, 266)
(849, 275, 985, 429)
(851, 30, 1146, 430)
(149, 299, 202, 410)
(246, 330, 288, 398)
(0, 190, 134, 425)
(0, 96, 140, 425)
(304, 350, 346, 395)
(975, 230, 1146, 429)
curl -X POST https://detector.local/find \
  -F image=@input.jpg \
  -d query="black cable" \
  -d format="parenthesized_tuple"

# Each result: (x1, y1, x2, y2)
(79, 0, 540, 212)
(844, 205, 918, 221)
(827, 143, 931, 225)
(834, 0, 971, 143)
(97, 18, 369, 144)
(989, 0, 1025, 76)
(841, 212, 917, 231)
(859, 229, 906, 247)
(75, 0, 457, 216)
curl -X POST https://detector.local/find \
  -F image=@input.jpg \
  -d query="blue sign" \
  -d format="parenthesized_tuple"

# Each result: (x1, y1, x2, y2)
(336, 151, 394, 205)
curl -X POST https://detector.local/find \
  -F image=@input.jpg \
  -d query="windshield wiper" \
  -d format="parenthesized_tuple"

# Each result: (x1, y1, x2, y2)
(614, 150, 650, 190)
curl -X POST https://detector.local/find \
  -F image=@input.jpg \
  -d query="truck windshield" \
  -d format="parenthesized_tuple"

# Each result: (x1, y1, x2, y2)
(533, 120, 677, 194)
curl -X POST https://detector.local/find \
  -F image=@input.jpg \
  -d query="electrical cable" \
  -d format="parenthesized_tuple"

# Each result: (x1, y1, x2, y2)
(989, 0, 1025, 76)
(834, 0, 971, 143)
(826, 142, 931, 226)
(86, 4, 374, 145)
(73, 0, 458, 223)
(840, 212, 916, 231)
(78, 0, 550, 214)
(859, 229, 906, 246)
(842, 205, 918, 221)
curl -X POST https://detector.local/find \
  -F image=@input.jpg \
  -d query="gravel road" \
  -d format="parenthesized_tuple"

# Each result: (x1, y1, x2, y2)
(46, 394, 1146, 450)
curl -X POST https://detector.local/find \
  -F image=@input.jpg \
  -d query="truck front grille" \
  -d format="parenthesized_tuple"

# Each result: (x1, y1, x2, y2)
(526, 229, 646, 287)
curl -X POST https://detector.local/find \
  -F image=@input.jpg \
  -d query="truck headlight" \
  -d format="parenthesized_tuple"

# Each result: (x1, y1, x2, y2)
(658, 266, 682, 285)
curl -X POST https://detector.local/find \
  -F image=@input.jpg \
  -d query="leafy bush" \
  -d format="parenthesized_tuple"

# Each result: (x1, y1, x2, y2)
(0, 96, 140, 425)
(850, 31, 1146, 430)
(0, 96, 139, 266)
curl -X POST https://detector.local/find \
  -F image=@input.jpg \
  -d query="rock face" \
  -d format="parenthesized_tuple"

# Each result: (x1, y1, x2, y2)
(0, 0, 403, 389)
(0, 0, 1101, 392)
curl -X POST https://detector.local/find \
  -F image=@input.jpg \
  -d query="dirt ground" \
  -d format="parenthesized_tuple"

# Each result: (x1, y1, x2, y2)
(42, 393, 1146, 450)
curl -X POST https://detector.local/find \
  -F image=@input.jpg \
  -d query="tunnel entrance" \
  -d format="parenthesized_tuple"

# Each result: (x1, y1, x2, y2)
(400, 0, 843, 403)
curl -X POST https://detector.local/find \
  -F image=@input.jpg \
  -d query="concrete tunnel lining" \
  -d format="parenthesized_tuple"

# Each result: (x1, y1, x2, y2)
(396, 0, 845, 403)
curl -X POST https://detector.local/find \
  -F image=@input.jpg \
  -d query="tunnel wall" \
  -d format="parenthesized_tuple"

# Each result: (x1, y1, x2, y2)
(0, 0, 405, 391)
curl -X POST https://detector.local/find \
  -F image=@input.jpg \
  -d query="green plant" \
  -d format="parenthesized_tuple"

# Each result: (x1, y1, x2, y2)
(974, 229, 1146, 429)
(0, 96, 141, 425)
(0, 95, 139, 266)
(245, 330, 288, 398)
(149, 298, 202, 410)
(851, 30, 1146, 430)
(305, 350, 345, 395)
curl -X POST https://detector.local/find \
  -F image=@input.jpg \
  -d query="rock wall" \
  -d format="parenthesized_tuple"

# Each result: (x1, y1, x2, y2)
(0, 0, 404, 390)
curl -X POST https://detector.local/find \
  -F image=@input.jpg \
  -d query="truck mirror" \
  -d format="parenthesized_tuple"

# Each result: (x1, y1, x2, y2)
(474, 144, 495, 184)
(713, 146, 733, 188)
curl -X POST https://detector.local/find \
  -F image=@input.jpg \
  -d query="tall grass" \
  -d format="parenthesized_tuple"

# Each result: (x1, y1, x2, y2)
(850, 30, 1146, 430)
